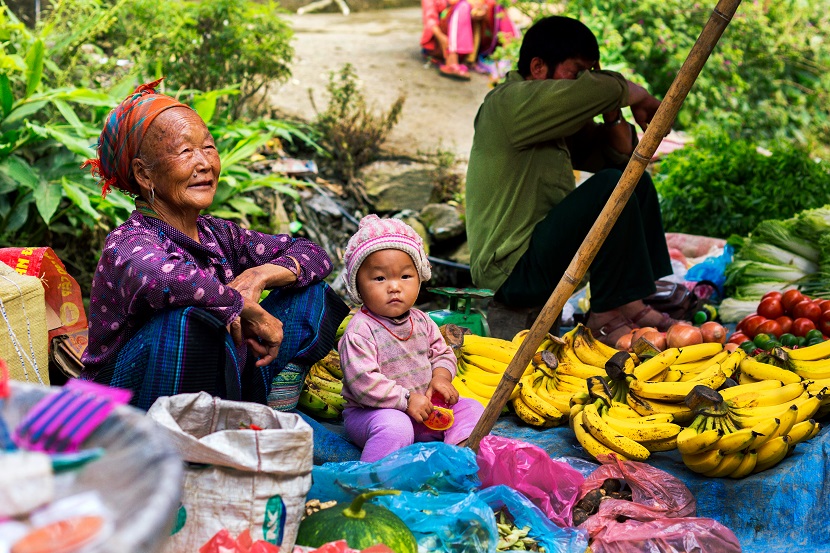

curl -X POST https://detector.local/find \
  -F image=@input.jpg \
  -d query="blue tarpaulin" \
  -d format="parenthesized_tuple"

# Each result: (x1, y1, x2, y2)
(307, 414, 830, 553)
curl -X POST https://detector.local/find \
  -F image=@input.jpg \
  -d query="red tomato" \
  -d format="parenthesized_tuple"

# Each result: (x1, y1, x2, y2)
(775, 316, 793, 335)
(757, 297, 784, 319)
(762, 291, 783, 302)
(727, 331, 750, 344)
(817, 299, 830, 313)
(781, 289, 805, 313)
(792, 317, 817, 337)
(756, 319, 783, 338)
(742, 315, 768, 339)
(792, 300, 822, 323)
(736, 313, 759, 333)
(818, 311, 830, 336)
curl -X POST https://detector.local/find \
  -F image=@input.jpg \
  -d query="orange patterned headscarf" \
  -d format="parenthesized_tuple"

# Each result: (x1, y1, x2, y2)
(82, 78, 190, 197)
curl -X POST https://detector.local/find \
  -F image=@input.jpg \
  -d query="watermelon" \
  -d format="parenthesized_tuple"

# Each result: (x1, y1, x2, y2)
(296, 490, 417, 553)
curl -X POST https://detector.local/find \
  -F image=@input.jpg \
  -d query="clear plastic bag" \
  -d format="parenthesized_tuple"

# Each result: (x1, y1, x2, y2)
(476, 435, 584, 527)
(477, 485, 589, 553)
(579, 458, 695, 518)
(309, 442, 480, 504)
(376, 491, 498, 553)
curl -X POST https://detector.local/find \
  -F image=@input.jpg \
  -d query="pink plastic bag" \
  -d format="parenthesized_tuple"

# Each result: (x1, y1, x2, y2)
(582, 500, 741, 553)
(476, 435, 584, 527)
(579, 459, 740, 553)
(579, 457, 695, 518)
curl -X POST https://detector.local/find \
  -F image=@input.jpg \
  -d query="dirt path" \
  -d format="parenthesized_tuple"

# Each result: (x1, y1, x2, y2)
(267, 7, 494, 161)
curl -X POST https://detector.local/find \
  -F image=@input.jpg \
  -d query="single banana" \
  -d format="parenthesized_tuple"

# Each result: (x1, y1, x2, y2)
(626, 392, 694, 423)
(686, 362, 727, 389)
(752, 435, 791, 473)
(743, 417, 781, 449)
(535, 379, 574, 413)
(737, 372, 761, 385)
(460, 376, 498, 399)
(308, 384, 347, 410)
(720, 379, 783, 400)
(581, 403, 651, 461)
(556, 360, 607, 380)
(463, 333, 520, 351)
(607, 402, 672, 422)
(453, 377, 489, 407)
(715, 427, 756, 455)
(682, 448, 725, 474)
(782, 339, 830, 361)
(795, 395, 823, 424)
(671, 350, 730, 373)
(298, 389, 340, 419)
(718, 349, 747, 378)
(512, 329, 531, 345)
(785, 419, 820, 445)
(573, 410, 629, 462)
(519, 374, 566, 421)
(639, 435, 678, 452)
(602, 412, 681, 442)
(674, 342, 725, 364)
(728, 450, 758, 479)
(569, 390, 592, 406)
(458, 359, 507, 387)
(627, 378, 706, 403)
(703, 451, 746, 478)
(308, 373, 343, 395)
(462, 353, 510, 374)
(789, 358, 830, 380)
(728, 392, 812, 423)
(569, 403, 586, 430)
(724, 381, 807, 409)
(804, 376, 830, 395)
(739, 357, 802, 385)
(632, 348, 681, 381)
(462, 340, 518, 366)
(663, 368, 685, 383)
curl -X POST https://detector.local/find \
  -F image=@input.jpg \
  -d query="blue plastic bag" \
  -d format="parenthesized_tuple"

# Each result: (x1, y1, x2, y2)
(377, 491, 498, 553)
(478, 485, 589, 553)
(685, 244, 734, 295)
(309, 442, 480, 503)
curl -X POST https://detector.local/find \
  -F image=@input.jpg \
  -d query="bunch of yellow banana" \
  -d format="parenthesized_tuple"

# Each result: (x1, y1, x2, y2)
(558, 325, 638, 374)
(676, 384, 823, 477)
(511, 369, 566, 428)
(737, 356, 802, 385)
(298, 350, 347, 419)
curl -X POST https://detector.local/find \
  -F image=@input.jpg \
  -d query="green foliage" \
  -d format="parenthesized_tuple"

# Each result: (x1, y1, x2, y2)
(310, 63, 405, 185)
(496, 0, 830, 157)
(654, 129, 830, 239)
(106, 0, 293, 118)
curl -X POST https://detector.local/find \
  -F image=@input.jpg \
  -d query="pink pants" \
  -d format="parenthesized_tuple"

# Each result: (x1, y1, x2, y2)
(441, 0, 474, 55)
(343, 397, 485, 462)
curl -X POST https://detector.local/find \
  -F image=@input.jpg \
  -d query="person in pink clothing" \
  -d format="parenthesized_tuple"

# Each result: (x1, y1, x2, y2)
(421, 0, 475, 80)
(338, 215, 485, 462)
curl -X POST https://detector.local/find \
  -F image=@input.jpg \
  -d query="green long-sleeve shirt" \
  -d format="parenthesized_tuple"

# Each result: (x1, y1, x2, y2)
(465, 69, 631, 291)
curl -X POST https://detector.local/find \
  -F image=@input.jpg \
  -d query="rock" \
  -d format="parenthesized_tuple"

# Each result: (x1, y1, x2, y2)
(393, 210, 430, 255)
(361, 160, 435, 212)
(419, 203, 465, 241)
(306, 192, 343, 219)
(447, 240, 470, 266)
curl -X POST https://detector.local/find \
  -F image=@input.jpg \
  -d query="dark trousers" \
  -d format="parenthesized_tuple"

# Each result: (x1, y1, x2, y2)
(495, 169, 672, 312)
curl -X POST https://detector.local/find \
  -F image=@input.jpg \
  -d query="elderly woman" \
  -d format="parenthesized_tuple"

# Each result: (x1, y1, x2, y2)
(80, 79, 349, 410)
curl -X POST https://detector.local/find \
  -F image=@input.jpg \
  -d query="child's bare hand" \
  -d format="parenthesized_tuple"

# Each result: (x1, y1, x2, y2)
(406, 393, 433, 423)
(427, 375, 459, 406)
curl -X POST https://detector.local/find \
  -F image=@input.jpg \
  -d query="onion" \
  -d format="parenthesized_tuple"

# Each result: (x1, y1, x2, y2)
(631, 326, 658, 343)
(666, 323, 703, 348)
(700, 321, 727, 344)
(615, 332, 635, 351)
(641, 330, 667, 351)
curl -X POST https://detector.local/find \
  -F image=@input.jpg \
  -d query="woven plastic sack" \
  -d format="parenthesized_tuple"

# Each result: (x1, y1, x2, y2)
(477, 435, 584, 527)
(147, 392, 313, 552)
(0, 261, 49, 385)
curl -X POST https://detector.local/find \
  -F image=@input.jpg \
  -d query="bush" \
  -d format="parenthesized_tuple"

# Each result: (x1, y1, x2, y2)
(105, 0, 293, 118)
(310, 63, 405, 191)
(654, 129, 830, 239)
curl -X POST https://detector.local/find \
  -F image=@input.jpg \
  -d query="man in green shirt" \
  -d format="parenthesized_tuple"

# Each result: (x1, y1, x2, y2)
(466, 16, 675, 345)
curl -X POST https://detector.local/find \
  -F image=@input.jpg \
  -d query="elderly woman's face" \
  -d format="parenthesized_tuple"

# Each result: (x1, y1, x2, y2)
(139, 107, 220, 214)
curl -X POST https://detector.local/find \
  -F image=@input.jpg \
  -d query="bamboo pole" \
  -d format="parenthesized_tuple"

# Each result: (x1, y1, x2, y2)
(466, 0, 743, 452)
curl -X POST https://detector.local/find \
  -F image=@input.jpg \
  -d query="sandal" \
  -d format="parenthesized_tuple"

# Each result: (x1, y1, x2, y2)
(586, 313, 635, 347)
(630, 305, 679, 332)
(439, 63, 471, 81)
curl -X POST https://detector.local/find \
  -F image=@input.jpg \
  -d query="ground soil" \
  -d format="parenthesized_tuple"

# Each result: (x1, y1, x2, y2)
(267, 7, 495, 161)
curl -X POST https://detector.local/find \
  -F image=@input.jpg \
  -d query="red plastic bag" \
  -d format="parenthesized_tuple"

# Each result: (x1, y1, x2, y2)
(476, 435, 584, 527)
(582, 500, 741, 553)
(579, 458, 740, 553)
(580, 457, 695, 518)
(0, 247, 87, 341)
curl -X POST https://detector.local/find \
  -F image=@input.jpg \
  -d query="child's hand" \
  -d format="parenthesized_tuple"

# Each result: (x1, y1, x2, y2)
(406, 393, 433, 423)
(427, 375, 459, 406)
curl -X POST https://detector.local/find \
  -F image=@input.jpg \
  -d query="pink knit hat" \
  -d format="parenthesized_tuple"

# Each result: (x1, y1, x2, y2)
(343, 214, 431, 304)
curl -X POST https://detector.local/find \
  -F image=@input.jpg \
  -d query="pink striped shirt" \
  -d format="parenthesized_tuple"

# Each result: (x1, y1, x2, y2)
(339, 308, 458, 410)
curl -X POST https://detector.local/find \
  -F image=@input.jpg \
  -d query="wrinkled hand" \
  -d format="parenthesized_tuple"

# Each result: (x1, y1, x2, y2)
(630, 94, 661, 132)
(228, 266, 272, 305)
(427, 375, 459, 406)
(406, 392, 433, 423)
(233, 299, 283, 367)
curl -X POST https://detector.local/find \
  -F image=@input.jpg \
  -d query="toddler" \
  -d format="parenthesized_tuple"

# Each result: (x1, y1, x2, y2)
(339, 215, 485, 462)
